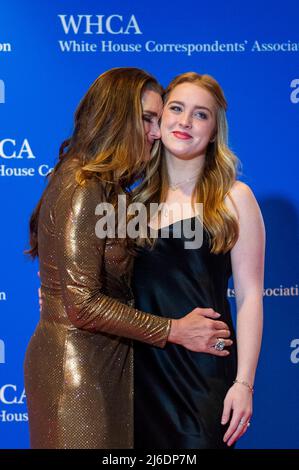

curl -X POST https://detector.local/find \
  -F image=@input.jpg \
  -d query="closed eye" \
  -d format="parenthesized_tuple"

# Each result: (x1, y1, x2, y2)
(142, 115, 153, 123)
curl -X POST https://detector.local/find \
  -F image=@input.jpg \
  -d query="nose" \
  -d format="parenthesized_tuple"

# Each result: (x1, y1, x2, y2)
(149, 121, 161, 140)
(178, 112, 192, 129)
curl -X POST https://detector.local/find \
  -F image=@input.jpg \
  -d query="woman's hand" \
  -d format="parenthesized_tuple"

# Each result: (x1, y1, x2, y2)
(168, 308, 232, 356)
(221, 382, 253, 446)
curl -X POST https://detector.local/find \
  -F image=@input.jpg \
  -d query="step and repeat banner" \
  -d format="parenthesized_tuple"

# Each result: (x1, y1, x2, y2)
(0, 0, 298, 449)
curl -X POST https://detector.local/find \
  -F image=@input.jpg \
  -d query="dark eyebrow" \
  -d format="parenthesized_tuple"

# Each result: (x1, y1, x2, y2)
(142, 110, 159, 117)
(168, 100, 213, 115)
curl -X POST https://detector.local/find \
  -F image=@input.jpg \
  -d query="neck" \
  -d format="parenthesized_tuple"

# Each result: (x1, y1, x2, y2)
(164, 150, 205, 184)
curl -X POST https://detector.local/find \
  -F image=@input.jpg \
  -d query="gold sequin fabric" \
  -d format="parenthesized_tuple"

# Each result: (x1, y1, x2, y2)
(24, 159, 170, 449)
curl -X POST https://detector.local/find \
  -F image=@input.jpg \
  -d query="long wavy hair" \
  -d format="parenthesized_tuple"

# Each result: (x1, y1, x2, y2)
(27, 67, 163, 258)
(136, 72, 240, 254)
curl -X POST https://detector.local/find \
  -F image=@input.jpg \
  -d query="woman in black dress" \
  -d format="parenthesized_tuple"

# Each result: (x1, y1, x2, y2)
(133, 73, 265, 449)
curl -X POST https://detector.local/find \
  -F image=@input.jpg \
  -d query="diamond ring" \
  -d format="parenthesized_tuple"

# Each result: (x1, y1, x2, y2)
(214, 338, 225, 351)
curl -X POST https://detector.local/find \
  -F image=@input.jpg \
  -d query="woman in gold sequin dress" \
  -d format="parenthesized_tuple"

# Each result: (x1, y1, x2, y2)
(24, 68, 230, 449)
(23, 68, 168, 449)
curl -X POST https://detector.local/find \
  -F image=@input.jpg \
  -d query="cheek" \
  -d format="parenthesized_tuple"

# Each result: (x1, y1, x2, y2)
(142, 122, 150, 135)
(161, 110, 173, 128)
(161, 127, 170, 146)
(160, 116, 172, 137)
(160, 121, 166, 139)
(196, 123, 215, 141)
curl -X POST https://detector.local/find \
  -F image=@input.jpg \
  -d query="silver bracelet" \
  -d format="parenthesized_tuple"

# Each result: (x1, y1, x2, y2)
(233, 379, 254, 393)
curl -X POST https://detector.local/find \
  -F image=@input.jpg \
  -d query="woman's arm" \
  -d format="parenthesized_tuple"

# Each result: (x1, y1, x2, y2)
(221, 181, 265, 446)
(54, 178, 170, 348)
(52, 176, 232, 353)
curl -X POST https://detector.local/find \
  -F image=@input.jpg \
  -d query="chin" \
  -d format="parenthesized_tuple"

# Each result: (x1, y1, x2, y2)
(167, 147, 191, 157)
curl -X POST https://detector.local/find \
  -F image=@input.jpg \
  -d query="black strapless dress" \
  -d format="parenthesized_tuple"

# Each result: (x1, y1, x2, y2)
(132, 218, 237, 449)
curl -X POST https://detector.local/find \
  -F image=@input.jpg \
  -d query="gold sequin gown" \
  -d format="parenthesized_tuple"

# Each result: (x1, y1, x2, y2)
(24, 159, 170, 449)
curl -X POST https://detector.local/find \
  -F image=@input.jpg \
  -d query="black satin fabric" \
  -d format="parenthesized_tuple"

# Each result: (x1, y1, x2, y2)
(133, 218, 237, 449)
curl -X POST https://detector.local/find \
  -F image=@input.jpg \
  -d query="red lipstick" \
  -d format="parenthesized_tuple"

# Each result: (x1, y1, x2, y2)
(172, 131, 192, 140)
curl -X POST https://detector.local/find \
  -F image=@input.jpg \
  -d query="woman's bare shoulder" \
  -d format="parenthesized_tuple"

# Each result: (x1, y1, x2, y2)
(225, 181, 258, 220)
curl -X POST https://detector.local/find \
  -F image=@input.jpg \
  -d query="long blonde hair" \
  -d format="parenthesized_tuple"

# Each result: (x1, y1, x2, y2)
(27, 67, 163, 258)
(138, 72, 240, 254)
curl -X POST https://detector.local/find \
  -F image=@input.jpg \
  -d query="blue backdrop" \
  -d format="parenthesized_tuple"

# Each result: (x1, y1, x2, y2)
(0, 0, 298, 449)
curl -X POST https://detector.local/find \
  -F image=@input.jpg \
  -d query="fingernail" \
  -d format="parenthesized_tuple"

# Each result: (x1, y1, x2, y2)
(216, 313, 221, 317)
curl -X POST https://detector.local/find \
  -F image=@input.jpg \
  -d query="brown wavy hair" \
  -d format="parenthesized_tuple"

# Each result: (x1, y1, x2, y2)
(137, 72, 240, 254)
(27, 67, 163, 258)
